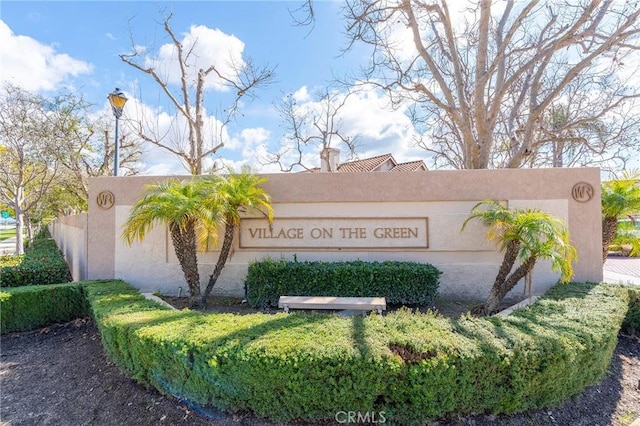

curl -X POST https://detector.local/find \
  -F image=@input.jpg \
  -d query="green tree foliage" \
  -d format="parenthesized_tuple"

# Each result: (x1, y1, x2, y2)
(0, 84, 142, 249)
(201, 168, 273, 305)
(463, 200, 576, 315)
(122, 179, 222, 307)
(601, 173, 640, 262)
(0, 84, 67, 254)
(121, 170, 273, 307)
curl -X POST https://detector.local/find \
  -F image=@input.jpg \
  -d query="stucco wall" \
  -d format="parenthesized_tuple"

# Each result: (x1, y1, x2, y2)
(49, 213, 88, 281)
(87, 168, 602, 300)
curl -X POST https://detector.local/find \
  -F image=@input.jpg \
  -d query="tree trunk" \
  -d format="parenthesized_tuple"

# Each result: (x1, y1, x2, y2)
(25, 215, 34, 248)
(15, 210, 24, 255)
(202, 223, 236, 305)
(602, 216, 618, 263)
(494, 239, 520, 287)
(13, 189, 24, 255)
(169, 222, 202, 308)
(480, 256, 536, 315)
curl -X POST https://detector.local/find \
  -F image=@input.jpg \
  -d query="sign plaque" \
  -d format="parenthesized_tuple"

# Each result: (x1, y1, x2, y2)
(571, 182, 594, 203)
(240, 217, 429, 250)
(96, 191, 115, 210)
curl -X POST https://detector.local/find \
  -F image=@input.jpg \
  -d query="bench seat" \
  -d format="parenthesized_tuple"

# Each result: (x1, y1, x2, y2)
(278, 296, 386, 314)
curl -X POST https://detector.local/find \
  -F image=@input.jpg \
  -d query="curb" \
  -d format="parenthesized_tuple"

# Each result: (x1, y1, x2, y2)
(141, 293, 178, 311)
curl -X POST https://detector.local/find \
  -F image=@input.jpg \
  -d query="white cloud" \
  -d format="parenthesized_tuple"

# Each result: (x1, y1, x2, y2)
(292, 86, 311, 103)
(0, 20, 93, 92)
(233, 127, 271, 148)
(258, 85, 427, 171)
(114, 88, 233, 175)
(144, 24, 245, 92)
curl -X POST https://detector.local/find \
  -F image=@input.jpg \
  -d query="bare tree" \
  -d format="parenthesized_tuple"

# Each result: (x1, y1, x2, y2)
(264, 88, 360, 171)
(58, 110, 143, 200)
(120, 13, 275, 175)
(290, 0, 316, 29)
(343, 0, 640, 169)
(0, 84, 70, 253)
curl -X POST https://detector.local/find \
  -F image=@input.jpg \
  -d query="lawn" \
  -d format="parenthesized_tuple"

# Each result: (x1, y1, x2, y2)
(0, 229, 16, 242)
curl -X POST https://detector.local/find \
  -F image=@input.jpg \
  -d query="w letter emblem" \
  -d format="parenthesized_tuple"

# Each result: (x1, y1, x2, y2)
(571, 182, 594, 203)
(97, 191, 115, 210)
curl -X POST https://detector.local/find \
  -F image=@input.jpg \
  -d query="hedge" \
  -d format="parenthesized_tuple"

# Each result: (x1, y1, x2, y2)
(621, 285, 640, 336)
(0, 283, 89, 333)
(2, 280, 636, 423)
(246, 258, 442, 308)
(0, 238, 71, 287)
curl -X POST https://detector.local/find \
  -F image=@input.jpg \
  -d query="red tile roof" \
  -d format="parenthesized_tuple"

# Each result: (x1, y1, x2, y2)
(337, 153, 395, 172)
(306, 153, 427, 172)
(390, 160, 428, 172)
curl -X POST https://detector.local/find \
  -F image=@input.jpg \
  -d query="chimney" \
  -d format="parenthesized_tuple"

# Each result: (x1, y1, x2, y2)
(320, 147, 340, 172)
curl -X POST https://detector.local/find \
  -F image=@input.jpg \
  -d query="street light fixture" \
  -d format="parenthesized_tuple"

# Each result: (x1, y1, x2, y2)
(107, 88, 128, 176)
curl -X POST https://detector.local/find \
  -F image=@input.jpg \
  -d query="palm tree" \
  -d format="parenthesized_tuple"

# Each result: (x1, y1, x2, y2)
(122, 179, 221, 308)
(463, 200, 577, 315)
(601, 172, 640, 263)
(201, 168, 274, 305)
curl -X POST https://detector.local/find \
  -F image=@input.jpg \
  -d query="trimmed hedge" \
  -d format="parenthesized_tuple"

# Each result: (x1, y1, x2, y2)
(621, 286, 640, 336)
(0, 238, 71, 287)
(87, 280, 630, 423)
(3, 280, 636, 423)
(246, 258, 442, 308)
(0, 283, 89, 333)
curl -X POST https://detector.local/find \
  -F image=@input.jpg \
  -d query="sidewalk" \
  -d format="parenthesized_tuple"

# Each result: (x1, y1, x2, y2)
(603, 256, 640, 286)
(0, 237, 17, 256)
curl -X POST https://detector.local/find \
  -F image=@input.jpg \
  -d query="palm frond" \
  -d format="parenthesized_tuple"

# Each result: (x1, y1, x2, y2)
(463, 200, 577, 283)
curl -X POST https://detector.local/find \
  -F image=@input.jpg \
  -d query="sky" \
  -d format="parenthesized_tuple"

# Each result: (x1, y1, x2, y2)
(1, 1, 638, 176)
(0, 0, 425, 175)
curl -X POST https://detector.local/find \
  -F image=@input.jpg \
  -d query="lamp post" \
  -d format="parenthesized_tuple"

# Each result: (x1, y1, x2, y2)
(107, 88, 128, 176)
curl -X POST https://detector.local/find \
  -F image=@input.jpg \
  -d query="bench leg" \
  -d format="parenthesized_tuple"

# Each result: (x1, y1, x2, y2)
(283, 304, 290, 313)
(377, 307, 382, 315)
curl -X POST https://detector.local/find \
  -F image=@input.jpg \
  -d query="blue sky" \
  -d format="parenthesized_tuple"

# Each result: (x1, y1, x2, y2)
(2, 1, 638, 176)
(1, 1, 423, 174)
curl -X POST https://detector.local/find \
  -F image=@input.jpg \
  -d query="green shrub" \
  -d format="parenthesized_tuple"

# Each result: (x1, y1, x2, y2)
(0, 254, 22, 268)
(3, 279, 635, 424)
(245, 258, 441, 308)
(87, 280, 629, 423)
(621, 286, 640, 336)
(0, 283, 89, 333)
(0, 238, 71, 287)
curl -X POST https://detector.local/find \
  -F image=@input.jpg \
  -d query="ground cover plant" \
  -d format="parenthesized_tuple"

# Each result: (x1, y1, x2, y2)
(3, 279, 634, 424)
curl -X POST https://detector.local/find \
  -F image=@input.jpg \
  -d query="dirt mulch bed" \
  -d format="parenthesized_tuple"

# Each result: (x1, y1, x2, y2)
(159, 295, 526, 317)
(1, 318, 638, 426)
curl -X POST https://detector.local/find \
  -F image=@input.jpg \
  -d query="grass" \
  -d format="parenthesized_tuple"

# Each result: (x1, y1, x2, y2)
(0, 228, 16, 242)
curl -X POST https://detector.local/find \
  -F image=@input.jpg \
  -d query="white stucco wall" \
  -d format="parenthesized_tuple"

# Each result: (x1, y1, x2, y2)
(49, 213, 88, 281)
(83, 169, 600, 302)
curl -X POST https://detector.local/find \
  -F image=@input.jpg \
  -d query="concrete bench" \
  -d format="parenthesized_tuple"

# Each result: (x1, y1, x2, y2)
(278, 296, 386, 314)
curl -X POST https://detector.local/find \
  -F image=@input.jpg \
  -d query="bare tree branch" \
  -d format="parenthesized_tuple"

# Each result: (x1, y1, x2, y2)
(121, 12, 276, 175)
(343, 0, 640, 170)
(263, 88, 360, 172)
